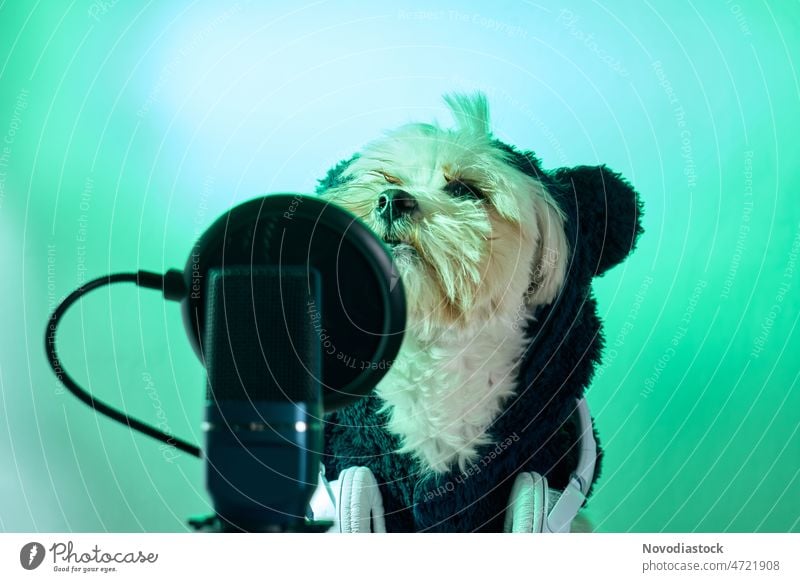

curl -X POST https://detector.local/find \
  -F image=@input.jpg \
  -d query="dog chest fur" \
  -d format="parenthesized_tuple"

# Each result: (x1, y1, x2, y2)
(376, 311, 528, 474)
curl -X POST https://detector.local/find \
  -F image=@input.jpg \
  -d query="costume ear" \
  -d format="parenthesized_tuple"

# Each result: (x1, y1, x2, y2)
(553, 165, 643, 276)
(316, 154, 359, 195)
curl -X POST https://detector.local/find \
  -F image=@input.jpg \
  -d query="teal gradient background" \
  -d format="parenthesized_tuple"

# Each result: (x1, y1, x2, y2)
(1, 1, 798, 532)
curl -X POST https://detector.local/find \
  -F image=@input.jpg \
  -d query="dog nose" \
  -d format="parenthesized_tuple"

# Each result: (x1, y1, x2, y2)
(377, 189, 418, 222)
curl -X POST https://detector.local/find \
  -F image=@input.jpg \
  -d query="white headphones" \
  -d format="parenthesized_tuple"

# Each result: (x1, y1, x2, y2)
(503, 398, 597, 533)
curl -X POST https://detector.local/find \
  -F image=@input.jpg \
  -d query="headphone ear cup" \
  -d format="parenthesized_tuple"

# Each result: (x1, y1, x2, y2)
(337, 468, 357, 532)
(336, 466, 385, 533)
(504, 471, 549, 533)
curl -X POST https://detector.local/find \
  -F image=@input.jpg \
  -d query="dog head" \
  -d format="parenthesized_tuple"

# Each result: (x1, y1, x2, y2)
(317, 93, 568, 340)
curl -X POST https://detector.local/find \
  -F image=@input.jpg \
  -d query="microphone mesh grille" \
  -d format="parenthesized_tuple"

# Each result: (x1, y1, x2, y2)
(203, 266, 321, 403)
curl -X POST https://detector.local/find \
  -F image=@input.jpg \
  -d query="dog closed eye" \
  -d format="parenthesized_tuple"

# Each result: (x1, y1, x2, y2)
(443, 178, 485, 200)
(377, 171, 402, 185)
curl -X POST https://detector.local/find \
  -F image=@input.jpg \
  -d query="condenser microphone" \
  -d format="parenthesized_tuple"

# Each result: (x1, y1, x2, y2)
(202, 266, 323, 531)
(184, 194, 406, 532)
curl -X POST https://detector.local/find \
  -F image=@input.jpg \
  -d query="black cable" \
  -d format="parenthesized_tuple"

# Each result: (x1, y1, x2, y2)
(44, 270, 201, 458)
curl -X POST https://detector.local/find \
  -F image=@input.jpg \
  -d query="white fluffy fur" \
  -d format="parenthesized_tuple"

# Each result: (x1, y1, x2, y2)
(323, 93, 568, 473)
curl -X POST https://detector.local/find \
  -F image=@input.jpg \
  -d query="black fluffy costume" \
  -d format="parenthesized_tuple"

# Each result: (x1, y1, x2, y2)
(317, 145, 643, 532)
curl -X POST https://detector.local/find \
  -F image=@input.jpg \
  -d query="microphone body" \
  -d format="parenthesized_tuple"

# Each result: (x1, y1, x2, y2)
(203, 266, 322, 531)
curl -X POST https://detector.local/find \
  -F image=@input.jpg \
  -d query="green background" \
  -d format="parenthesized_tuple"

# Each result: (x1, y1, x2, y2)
(1, 1, 797, 532)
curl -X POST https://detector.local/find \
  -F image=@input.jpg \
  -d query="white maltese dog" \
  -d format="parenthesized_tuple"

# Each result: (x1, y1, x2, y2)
(319, 93, 568, 475)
